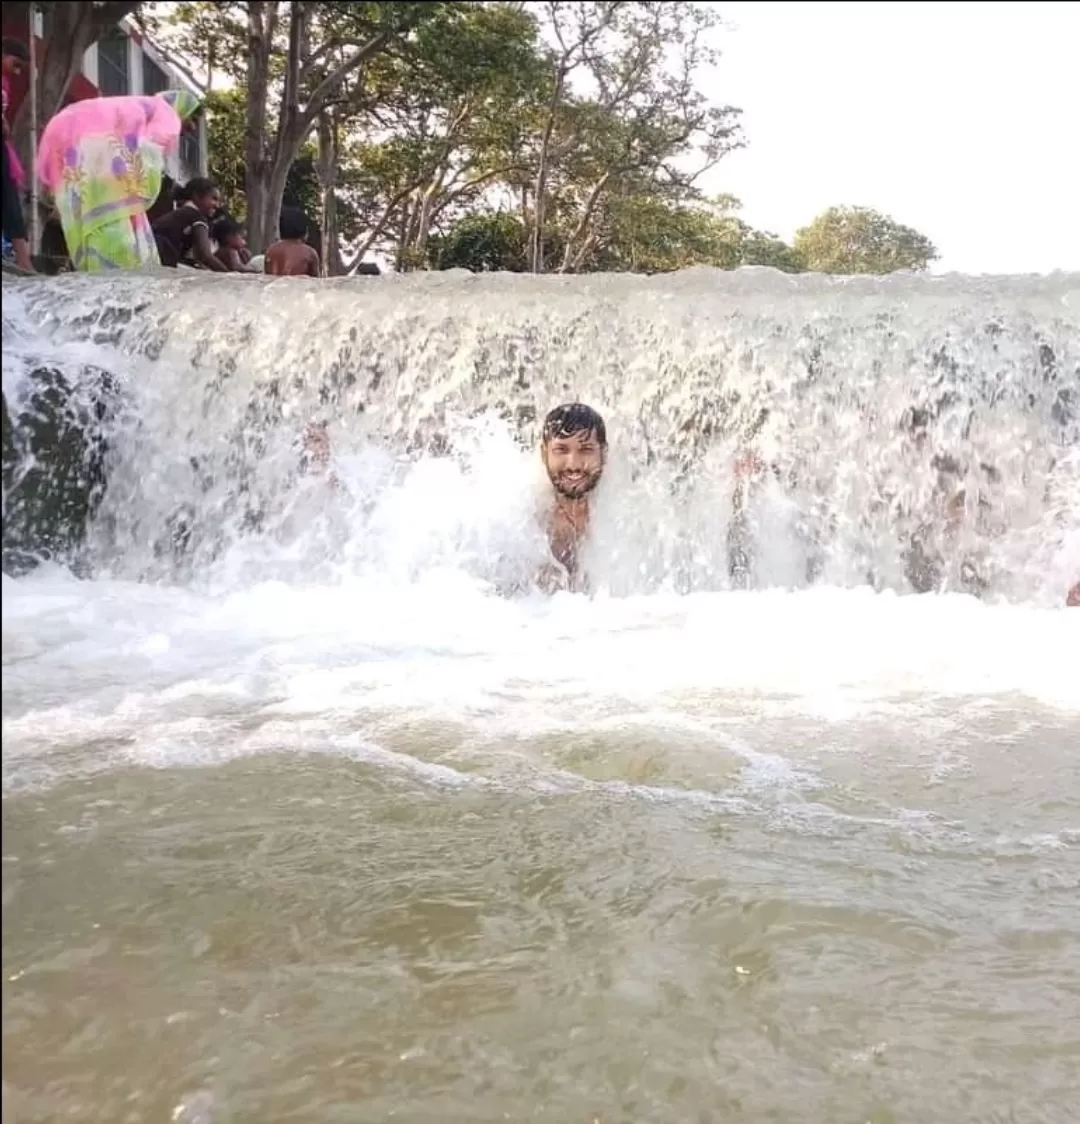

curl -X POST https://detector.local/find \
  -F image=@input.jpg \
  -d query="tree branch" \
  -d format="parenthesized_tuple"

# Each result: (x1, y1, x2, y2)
(296, 29, 391, 135)
(559, 169, 611, 272)
(351, 180, 420, 260)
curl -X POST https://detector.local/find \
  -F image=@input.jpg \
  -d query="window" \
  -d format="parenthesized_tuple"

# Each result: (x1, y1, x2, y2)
(180, 128, 200, 175)
(98, 28, 130, 96)
(142, 54, 169, 96)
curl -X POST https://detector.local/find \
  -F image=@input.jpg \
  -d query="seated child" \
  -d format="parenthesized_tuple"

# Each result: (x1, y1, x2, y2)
(212, 216, 256, 272)
(265, 206, 320, 277)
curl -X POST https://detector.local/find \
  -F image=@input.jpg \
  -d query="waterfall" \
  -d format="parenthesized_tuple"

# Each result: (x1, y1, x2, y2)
(3, 267, 1078, 603)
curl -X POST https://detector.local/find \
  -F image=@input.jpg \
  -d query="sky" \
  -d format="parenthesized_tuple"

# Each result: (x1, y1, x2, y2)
(700, 1, 1080, 274)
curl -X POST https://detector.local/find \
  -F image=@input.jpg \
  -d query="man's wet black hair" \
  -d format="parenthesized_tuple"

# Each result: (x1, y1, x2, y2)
(2, 39, 30, 62)
(542, 403, 607, 446)
(279, 206, 308, 241)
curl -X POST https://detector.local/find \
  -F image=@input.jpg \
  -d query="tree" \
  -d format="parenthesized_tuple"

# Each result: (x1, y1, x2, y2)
(576, 189, 741, 272)
(8, 1, 143, 165)
(524, 1, 742, 273)
(427, 210, 530, 272)
(738, 228, 805, 273)
(429, 193, 805, 276)
(794, 205, 938, 274)
(243, 2, 442, 253)
(201, 86, 351, 246)
(342, 1, 548, 270)
(155, 0, 751, 272)
(153, 1, 450, 252)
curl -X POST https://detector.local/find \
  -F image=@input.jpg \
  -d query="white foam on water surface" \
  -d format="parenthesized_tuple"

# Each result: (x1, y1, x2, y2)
(3, 565, 1076, 796)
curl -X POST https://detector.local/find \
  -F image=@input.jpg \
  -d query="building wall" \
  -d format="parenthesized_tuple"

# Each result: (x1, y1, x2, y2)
(1, 11, 207, 183)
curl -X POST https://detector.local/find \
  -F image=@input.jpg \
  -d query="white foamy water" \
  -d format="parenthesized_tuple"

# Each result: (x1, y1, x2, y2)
(5, 268, 1080, 597)
(2, 566, 1078, 796)
(3, 266, 1078, 791)
(3, 268, 1080, 1124)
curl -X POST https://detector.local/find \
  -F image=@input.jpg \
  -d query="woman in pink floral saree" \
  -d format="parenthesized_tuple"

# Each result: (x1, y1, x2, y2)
(36, 88, 200, 272)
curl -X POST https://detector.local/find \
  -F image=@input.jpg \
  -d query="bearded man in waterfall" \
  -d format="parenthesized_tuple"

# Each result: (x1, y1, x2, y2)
(533, 402, 608, 593)
(297, 403, 607, 594)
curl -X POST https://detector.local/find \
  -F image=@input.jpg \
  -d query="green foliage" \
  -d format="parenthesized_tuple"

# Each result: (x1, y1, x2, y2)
(144, 2, 938, 275)
(347, 2, 549, 262)
(428, 211, 529, 273)
(428, 193, 806, 276)
(203, 89, 246, 209)
(514, 1, 744, 272)
(204, 86, 366, 242)
(794, 205, 939, 274)
(583, 192, 742, 273)
(739, 229, 806, 273)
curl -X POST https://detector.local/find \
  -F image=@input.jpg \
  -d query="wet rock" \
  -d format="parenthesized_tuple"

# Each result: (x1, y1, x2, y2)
(2, 365, 120, 574)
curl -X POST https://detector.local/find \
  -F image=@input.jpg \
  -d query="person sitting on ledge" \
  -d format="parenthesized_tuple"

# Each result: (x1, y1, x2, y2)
(152, 177, 229, 272)
(212, 216, 256, 273)
(265, 206, 321, 277)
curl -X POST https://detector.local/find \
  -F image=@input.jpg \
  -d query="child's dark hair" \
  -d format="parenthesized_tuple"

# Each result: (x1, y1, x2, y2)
(279, 206, 308, 241)
(175, 177, 217, 205)
(212, 216, 242, 244)
(2, 39, 30, 62)
(542, 403, 607, 446)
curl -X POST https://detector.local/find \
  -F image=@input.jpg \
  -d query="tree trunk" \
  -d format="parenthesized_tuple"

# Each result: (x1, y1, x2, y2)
(559, 170, 611, 272)
(401, 197, 424, 270)
(529, 69, 565, 274)
(260, 154, 295, 253)
(242, 0, 277, 252)
(411, 179, 442, 266)
(249, 0, 306, 254)
(393, 203, 411, 272)
(315, 111, 339, 275)
(242, 2, 402, 255)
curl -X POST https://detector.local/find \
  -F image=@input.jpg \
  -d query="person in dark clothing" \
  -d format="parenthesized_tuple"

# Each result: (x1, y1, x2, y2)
(147, 173, 177, 227)
(2, 38, 32, 271)
(1, 142, 28, 261)
(152, 177, 227, 271)
(37, 207, 71, 273)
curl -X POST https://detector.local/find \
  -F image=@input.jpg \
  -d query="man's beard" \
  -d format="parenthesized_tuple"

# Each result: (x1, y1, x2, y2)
(550, 469, 602, 499)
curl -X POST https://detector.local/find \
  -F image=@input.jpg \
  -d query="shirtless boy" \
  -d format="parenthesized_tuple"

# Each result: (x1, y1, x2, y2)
(265, 206, 320, 277)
